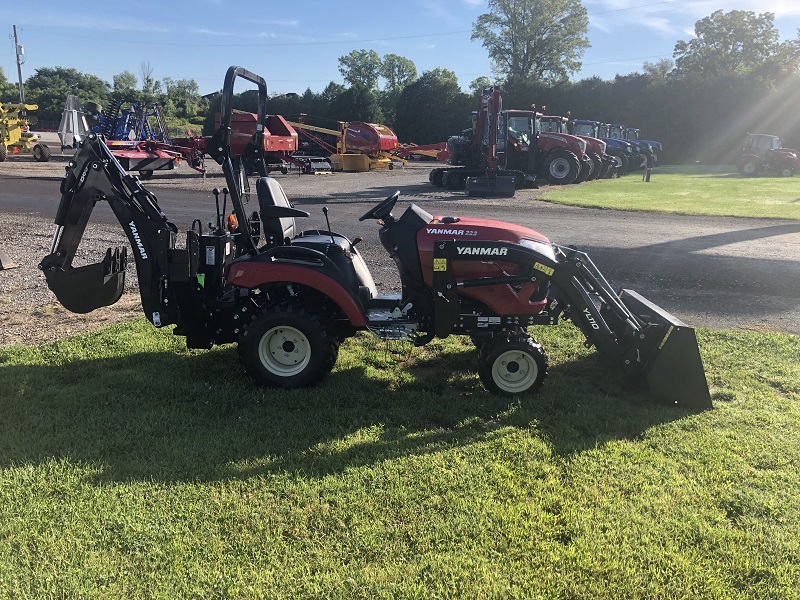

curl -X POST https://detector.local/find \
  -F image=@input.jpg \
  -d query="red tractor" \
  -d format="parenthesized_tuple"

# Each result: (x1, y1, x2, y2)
(538, 113, 613, 182)
(738, 133, 799, 177)
(429, 89, 590, 190)
(39, 66, 711, 407)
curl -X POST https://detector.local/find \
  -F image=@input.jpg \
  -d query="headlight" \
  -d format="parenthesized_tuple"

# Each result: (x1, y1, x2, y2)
(520, 239, 556, 261)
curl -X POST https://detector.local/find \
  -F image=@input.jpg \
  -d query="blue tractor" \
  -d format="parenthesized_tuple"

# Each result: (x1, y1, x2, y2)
(605, 123, 658, 169)
(569, 119, 636, 176)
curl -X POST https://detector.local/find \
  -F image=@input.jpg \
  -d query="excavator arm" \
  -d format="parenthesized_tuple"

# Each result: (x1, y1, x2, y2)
(39, 132, 200, 330)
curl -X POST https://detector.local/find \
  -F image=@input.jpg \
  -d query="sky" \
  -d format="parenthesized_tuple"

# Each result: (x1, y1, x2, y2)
(2, 0, 800, 98)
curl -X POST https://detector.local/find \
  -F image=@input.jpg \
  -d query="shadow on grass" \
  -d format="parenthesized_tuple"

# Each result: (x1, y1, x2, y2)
(0, 338, 690, 484)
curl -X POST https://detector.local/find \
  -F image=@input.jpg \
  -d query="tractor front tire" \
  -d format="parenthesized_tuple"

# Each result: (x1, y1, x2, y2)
(586, 152, 603, 181)
(33, 144, 51, 162)
(478, 333, 548, 396)
(138, 170, 154, 180)
(0, 144, 6, 163)
(239, 304, 339, 389)
(429, 168, 445, 187)
(778, 163, 795, 177)
(543, 150, 580, 185)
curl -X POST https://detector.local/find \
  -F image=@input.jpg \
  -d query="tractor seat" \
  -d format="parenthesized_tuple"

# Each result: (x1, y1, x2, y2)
(255, 177, 308, 248)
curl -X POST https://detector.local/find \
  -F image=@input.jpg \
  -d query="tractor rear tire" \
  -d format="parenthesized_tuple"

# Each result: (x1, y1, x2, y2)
(478, 333, 548, 396)
(239, 303, 339, 389)
(0, 144, 6, 163)
(737, 157, 762, 177)
(429, 168, 445, 187)
(33, 144, 51, 162)
(543, 150, 580, 185)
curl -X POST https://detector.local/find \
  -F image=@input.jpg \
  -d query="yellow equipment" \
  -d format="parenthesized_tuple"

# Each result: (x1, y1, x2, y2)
(0, 103, 51, 162)
(285, 119, 406, 172)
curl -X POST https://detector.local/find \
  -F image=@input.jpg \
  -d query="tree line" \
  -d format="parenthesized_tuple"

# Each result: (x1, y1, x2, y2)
(2, 2, 799, 165)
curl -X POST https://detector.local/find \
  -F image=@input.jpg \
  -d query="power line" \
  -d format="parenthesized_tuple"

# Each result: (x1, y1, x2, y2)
(588, 1, 674, 17)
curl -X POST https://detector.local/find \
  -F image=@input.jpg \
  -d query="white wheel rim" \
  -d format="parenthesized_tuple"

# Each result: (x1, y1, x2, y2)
(492, 349, 539, 393)
(258, 325, 311, 376)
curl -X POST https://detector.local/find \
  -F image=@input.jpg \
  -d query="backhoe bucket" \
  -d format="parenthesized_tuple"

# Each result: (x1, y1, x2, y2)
(42, 248, 127, 314)
(620, 289, 712, 409)
(466, 174, 516, 198)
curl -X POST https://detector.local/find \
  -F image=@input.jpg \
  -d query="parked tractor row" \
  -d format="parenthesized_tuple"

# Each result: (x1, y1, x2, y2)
(425, 87, 662, 198)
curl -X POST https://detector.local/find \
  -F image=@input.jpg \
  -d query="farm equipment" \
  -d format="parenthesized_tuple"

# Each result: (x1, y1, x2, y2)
(605, 124, 656, 169)
(737, 134, 799, 177)
(539, 113, 613, 181)
(624, 127, 662, 166)
(80, 99, 205, 178)
(430, 90, 592, 193)
(284, 117, 405, 172)
(569, 119, 636, 176)
(39, 65, 712, 409)
(0, 102, 51, 162)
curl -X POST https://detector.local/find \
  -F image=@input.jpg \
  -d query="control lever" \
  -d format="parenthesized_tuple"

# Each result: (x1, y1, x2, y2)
(322, 206, 335, 245)
(211, 188, 221, 231)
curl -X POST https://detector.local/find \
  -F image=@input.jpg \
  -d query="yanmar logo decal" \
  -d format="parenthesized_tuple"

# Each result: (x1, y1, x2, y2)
(129, 221, 148, 260)
(456, 246, 508, 256)
(582, 307, 600, 329)
(426, 228, 478, 236)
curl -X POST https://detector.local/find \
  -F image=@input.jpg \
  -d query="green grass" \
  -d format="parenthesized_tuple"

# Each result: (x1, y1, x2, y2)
(542, 165, 800, 220)
(1, 320, 799, 598)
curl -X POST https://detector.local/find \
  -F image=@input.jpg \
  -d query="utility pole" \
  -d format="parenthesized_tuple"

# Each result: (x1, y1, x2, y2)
(13, 25, 25, 104)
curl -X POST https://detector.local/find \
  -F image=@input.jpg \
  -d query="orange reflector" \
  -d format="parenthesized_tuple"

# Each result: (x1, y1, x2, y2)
(226, 213, 238, 232)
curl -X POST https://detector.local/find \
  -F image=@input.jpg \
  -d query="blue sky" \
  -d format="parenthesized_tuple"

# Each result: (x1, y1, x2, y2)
(2, 0, 799, 97)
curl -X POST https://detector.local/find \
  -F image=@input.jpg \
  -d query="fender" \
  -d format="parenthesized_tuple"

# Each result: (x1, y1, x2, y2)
(226, 261, 368, 326)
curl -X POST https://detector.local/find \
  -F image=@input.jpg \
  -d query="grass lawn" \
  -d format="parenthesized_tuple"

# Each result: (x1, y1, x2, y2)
(541, 165, 800, 220)
(1, 320, 799, 598)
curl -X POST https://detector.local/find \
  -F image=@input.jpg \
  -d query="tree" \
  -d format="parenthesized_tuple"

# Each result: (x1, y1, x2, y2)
(377, 54, 417, 125)
(139, 61, 162, 104)
(0, 67, 20, 102)
(329, 84, 383, 123)
(469, 76, 494, 95)
(112, 70, 139, 102)
(642, 59, 674, 84)
(25, 67, 110, 121)
(380, 54, 417, 92)
(163, 77, 201, 119)
(673, 10, 794, 79)
(338, 49, 382, 90)
(472, 0, 589, 84)
(394, 68, 473, 144)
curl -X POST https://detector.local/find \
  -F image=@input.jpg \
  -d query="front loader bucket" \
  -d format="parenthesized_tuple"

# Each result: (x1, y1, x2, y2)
(620, 289, 712, 409)
(41, 248, 127, 314)
(466, 174, 516, 198)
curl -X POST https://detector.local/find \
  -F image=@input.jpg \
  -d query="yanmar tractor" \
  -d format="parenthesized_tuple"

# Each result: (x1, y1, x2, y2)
(40, 66, 711, 408)
(738, 133, 799, 177)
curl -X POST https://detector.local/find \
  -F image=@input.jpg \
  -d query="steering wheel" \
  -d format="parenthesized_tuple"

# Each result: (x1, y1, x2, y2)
(359, 190, 400, 222)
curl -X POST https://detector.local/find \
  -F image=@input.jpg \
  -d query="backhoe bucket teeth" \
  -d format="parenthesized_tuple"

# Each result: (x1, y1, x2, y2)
(466, 174, 516, 198)
(620, 289, 712, 409)
(42, 248, 127, 314)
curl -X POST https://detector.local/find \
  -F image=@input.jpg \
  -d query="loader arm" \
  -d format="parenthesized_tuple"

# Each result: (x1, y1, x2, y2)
(431, 240, 711, 408)
(39, 132, 201, 329)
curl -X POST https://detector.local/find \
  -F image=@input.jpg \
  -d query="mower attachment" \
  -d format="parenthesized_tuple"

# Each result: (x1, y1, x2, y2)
(40, 247, 127, 314)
